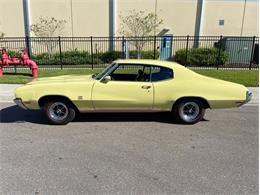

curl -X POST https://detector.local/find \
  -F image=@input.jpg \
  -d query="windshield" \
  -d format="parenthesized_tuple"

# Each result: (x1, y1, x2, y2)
(94, 63, 117, 80)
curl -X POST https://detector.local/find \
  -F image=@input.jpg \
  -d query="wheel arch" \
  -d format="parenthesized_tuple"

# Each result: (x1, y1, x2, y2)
(38, 95, 79, 112)
(172, 96, 211, 110)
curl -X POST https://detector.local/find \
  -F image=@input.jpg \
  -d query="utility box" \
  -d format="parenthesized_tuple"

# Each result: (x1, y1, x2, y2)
(221, 37, 255, 64)
(160, 35, 173, 60)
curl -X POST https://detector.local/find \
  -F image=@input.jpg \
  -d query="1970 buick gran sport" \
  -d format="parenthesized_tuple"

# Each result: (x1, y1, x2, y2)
(14, 59, 252, 125)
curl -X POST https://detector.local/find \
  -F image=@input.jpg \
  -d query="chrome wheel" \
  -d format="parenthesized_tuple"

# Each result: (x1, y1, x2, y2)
(179, 102, 200, 122)
(49, 102, 69, 121)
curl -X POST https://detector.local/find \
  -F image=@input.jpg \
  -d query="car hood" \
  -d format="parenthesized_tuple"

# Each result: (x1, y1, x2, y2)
(26, 74, 94, 85)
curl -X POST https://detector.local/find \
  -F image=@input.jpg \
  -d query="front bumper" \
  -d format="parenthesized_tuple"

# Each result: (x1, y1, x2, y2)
(236, 90, 253, 107)
(245, 90, 253, 103)
(13, 98, 28, 110)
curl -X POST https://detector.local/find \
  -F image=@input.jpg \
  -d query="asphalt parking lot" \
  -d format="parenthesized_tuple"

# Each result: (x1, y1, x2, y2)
(0, 103, 258, 195)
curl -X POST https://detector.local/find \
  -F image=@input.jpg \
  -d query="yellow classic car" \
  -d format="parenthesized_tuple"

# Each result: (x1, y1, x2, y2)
(14, 59, 252, 125)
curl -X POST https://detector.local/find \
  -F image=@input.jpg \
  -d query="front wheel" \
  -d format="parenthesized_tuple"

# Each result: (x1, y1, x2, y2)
(43, 100, 76, 125)
(173, 99, 205, 124)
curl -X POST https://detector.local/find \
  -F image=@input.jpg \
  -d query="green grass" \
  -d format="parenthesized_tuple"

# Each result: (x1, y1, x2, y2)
(194, 70, 259, 87)
(0, 69, 98, 84)
(0, 68, 258, 87)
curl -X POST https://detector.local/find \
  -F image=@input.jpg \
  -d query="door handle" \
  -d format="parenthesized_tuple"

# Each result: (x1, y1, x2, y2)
(141, 85, 151, 89)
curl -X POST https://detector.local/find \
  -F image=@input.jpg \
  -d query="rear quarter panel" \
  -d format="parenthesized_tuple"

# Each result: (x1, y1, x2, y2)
(153, 67, 247, 110)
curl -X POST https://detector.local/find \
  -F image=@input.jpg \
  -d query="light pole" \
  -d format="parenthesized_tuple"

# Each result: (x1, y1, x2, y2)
(154, 0, 158, 36)
(240, 0, 247, 36)
(109, 0, 116, 51)
(194, 0, 205, 48)
(23, 0, 32, 56)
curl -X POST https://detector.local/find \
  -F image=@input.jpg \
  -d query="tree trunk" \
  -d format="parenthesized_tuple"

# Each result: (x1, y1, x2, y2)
(137, 48, 141, 59)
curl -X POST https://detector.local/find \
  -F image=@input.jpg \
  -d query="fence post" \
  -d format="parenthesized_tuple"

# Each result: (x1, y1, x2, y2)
(185, 35, 189, 67)
(249, 36, 256, 70)
(216, 35, 223, 70)
(122, 36, 125, 59)
(90, 36, 94, 69)
(58, 36, 63, 70)
(153, 36, 157, 59)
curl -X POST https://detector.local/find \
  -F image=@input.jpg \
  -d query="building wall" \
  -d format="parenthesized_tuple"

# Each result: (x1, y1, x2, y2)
(71, 0, 110, 36)
(30, 0, 110, 37)
(156, 0, 198, 36)
(203, 0, 259, 36)
(242, 0, 259, 36)
(117, 0, 198, 36)
(30, 0, 71, 36)
(0, 0, 25, 37)
(0, 0, 258, 37)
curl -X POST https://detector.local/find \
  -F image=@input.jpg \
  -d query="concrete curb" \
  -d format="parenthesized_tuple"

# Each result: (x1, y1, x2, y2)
(0, 84, 22, 102)
(0, 84, 258, 105)
(248, 87, 259, 105)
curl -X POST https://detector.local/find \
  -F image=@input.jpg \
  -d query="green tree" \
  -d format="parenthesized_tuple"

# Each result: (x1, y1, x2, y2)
(119, 10, 163, 58)
(31, 17, 66, 37)
(31, 17, 67, 54)
(0, 32, 4, 38)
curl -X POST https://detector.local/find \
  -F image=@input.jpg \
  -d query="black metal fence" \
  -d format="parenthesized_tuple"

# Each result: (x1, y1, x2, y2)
(0, 36, 258, 69)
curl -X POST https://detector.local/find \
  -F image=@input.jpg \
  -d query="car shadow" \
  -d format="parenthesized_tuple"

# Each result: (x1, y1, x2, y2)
(0, 105, 208, 125)
(0, 105, 49, 124)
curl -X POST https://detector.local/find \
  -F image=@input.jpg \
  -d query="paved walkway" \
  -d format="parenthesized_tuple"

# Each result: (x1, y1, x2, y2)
(0, 84, 258, 105)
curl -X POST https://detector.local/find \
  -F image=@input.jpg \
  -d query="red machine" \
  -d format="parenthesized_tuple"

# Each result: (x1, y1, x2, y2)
(0, 48, 38, 77)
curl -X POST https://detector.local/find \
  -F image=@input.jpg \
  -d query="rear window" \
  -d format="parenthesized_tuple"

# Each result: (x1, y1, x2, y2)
(151, 66, 173, 82)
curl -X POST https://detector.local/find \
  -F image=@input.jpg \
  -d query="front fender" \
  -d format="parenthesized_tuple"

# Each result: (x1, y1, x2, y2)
(15, 82, 94, 110)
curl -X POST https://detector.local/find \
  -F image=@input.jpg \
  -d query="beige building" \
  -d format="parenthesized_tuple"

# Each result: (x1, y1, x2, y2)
(0, 0, 259, 37)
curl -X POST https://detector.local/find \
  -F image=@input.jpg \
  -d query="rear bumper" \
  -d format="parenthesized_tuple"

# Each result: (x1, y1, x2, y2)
(13, 98, 28, 110)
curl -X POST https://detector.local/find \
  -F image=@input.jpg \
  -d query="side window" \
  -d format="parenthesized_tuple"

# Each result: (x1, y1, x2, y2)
(109, 64, 151, 82)
(151, 66, 173, 82)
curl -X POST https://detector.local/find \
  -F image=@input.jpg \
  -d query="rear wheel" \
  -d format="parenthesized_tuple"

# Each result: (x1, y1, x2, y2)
(43, 100, 76, 125)
(173, 99, 205, 124)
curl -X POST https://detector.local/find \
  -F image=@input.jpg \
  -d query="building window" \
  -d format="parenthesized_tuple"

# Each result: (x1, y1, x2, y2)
(219, 19, 225, 26)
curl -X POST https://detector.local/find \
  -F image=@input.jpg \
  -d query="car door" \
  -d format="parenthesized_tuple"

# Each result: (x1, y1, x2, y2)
(91, 64, 154, 111)
(150, 65, 175, 111)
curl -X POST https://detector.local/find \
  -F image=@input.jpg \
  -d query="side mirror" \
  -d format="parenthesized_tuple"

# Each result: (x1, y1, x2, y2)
(92, 73, 97, 78)
(101, 75, 111, 83)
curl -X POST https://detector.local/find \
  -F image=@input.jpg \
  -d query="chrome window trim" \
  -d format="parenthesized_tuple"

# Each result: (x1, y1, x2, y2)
(99, 63, 119, 81)
(150, 65, 174, 82)
(98, 62, 174, 83)
(103, 63, 152, 83)
(95, 63, 117, 80)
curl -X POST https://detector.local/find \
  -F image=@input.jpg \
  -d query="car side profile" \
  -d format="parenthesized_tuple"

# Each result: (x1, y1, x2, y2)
(14, 59, 252, 125)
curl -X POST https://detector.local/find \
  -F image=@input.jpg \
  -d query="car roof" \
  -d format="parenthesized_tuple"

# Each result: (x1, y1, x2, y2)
(114, 59, 186, 70)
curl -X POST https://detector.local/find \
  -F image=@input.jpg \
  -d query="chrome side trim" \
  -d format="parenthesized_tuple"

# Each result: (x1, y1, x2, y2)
(80, 108, 171, 113)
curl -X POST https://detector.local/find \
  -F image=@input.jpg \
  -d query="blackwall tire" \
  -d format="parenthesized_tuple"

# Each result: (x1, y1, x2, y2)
(44, 100, 76, 125)
(173, 99, 205, 124)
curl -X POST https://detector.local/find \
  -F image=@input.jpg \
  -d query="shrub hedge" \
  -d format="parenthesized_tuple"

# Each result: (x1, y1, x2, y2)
(175, 47, 228, 66)
(1, 47, 227, 67)
(30, 50, 102, 65)
(29, 50, 159, 65)
(0, 50, 22, 58)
